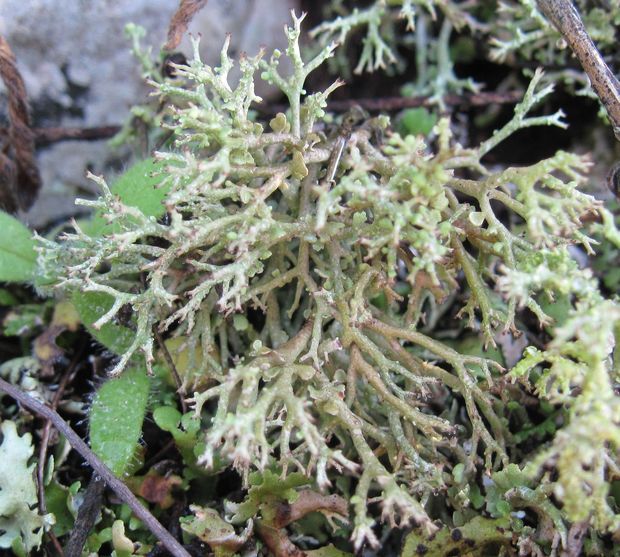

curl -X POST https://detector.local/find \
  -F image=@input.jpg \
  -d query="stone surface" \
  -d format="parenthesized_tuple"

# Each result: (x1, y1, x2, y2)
(0, 0, 297, 227)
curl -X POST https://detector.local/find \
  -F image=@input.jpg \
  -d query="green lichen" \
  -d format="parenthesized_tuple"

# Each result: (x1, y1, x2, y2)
(0, 421, 52, 553)
(35, 11, 620, 555)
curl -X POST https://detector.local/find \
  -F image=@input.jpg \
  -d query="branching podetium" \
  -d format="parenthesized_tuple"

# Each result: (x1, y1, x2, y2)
(33, 10, 620, 555)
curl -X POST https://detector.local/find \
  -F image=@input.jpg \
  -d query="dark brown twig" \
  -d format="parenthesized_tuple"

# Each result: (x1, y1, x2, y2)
(0, 36, 41, 212)
(154, 328, 188, 414)
(35, 347, 84, 557)
(327, 90, 524, 112)
(536, 0, 620, 140)
(31, 125, 121, 146)
(164, 0, 209, 51)
(0, 376, 192, 557)
(257, 90, 525, 116)
(64, 475, 106, 557)
(607, 161, 620, 199)
(36, 348, 84, 518)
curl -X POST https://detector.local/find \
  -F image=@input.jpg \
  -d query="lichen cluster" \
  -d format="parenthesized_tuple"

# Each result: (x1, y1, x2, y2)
(35, 11, 620, 554)
(313, 0, 620, 111)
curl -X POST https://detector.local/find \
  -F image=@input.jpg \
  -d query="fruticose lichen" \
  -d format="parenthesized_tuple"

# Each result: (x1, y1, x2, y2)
(36, 11, 620, 554)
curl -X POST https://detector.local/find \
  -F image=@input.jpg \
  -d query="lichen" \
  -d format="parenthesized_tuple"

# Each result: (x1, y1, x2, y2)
(35, 11, 620, 554)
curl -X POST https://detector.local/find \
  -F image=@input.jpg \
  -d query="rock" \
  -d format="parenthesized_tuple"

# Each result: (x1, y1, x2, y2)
(0, 0, 298, 227)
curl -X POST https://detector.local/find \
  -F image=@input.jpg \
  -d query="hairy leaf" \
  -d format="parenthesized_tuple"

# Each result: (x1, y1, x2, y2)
(89, 367, 150, 476)
(86, 158, 170, 237)
(72, 291, 134, 355)
(0, 211, 36, 282)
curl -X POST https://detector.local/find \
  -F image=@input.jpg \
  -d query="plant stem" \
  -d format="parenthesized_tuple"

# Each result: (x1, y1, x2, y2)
(0, 377, 192, 557)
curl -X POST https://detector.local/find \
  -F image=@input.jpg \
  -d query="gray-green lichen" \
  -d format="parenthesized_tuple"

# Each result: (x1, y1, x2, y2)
(36, 11, 620, 553)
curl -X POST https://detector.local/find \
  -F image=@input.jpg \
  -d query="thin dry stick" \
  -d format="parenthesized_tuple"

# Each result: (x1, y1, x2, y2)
(36, 348, 84, 517)
(256, 90, 524, 116)
(35, 365, 79, 556)
(164, 0, 209, 51)
(0, 376, 192, 557)
(325, 90, 524, 112)
(64, 475, 105, 557)
(32, 125, 120, 146)
(0, 35, 41, 211)
(154, 328, 188, 414)
(536, 0, 620, 140)
(36, 344, 88, 556)
(0, 124, 120, 145)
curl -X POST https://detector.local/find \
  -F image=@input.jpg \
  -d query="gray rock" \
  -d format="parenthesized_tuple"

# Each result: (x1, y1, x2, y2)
(0, 0, 297, 227)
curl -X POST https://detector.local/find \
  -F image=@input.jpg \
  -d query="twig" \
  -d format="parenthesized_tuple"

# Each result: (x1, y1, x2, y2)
(164, 0, 209, 51)
(154, 328, 188, 414)
(36, 347, 84, 557)
(257, 90, 524, 115)
(0, 376, 192, 557)
(536, 0, 620, 140)
(31, 125, 121, 146)
(0, 35, 41, 212)
(36, 347, 84, 517)
(64, 475, 106, 557)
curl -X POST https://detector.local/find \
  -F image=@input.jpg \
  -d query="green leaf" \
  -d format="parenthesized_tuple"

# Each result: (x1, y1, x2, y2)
(72, 291, 134, 354)
(89, 367, 150, 477)
(0, 212, 36, 282)
(85, 158, 170, 237)
(153, 406, 201, 455)
(44, 481, 74, 537)
(485, 464, 530, 518)
(399, 107, 437, 137)
(452, 463, 465, 483)
(495, 500, 512, 517)
(153, 406, 182, 433)
(0, 289, 18, 306)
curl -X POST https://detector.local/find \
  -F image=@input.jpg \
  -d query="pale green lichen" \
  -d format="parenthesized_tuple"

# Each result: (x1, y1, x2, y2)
(35, 11, 620, 553)
(313, 0, 620, 123)
(0, 420, 52, 553)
